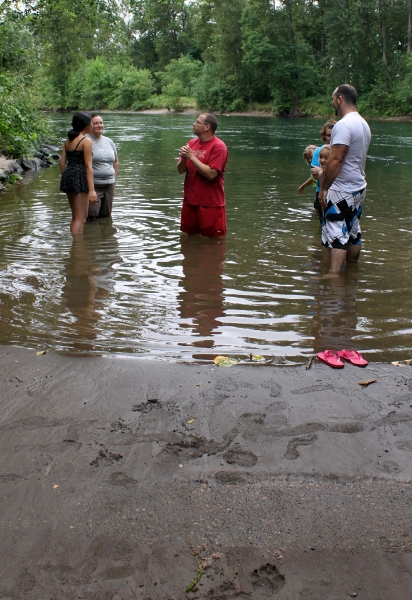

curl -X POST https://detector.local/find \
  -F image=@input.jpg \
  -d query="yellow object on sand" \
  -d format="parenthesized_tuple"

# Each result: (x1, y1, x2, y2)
(214, 356, 238, 367)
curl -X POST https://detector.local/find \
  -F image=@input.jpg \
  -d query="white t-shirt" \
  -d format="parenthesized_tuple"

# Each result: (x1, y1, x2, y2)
(86, 134, 117, 185)
(330, 111, 371, 192)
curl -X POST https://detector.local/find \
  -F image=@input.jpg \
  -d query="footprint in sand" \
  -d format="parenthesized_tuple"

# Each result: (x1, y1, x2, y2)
(251, 563, 285, 597)
(284, 434, 318, 460)
(223, 445, 258, 467)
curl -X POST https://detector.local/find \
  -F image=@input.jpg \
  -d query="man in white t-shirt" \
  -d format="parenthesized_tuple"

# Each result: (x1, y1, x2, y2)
(319, 84, 371, 275)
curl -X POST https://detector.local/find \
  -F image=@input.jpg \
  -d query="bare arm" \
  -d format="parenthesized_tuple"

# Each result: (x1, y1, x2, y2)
(59, 143, 67, 174)
(310, 165, 323, 180)
(113, 154, 119, 179)
(297, 177, 313, 194)
(82, 138, 97, 203)
(319, 144, 348, 203)
(177, 156, 188, 174)
(178, 145, 218, 180)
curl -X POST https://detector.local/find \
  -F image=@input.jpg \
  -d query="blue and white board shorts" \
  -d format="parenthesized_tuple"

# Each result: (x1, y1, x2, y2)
(322, 188, 366, 250)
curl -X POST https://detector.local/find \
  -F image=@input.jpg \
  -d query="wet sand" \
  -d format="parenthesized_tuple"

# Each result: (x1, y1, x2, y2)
(1, 346, 412, 599)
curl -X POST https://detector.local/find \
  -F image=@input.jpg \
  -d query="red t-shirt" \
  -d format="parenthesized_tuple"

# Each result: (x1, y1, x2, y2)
(183, 136, 228, 207)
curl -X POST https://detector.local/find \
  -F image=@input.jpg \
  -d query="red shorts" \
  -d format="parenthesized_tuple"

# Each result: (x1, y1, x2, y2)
(180, 201, 226, 237)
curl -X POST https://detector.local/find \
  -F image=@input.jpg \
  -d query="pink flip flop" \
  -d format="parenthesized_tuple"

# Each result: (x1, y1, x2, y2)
(337, 349, 368, 367)
(317, 350, 344, 368)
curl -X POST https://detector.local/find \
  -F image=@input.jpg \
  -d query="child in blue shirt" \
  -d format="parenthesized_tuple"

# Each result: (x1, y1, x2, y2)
(297, 144, 318, 196)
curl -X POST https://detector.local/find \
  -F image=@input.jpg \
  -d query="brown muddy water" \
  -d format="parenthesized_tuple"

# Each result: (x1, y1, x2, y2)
(0, 114, 411, 362)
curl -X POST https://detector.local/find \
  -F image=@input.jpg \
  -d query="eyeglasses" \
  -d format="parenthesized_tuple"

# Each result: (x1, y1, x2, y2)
(195, 119, 206, 125)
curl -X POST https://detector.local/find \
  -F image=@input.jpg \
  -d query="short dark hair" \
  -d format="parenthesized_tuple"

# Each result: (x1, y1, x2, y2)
(90, 113, 101, 120)
(68, 111, 91, 140)
(335, 84, 357, 106)
(203, 113, 218, 133)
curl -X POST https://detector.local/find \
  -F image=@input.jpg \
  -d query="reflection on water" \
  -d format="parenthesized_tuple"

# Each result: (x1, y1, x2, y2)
(178, 236, 225, 346)
(0, 114, 412, 362)
(310, 255, 359, 353)
(62, 220, 118, 353)
(62, 234, 99, 351)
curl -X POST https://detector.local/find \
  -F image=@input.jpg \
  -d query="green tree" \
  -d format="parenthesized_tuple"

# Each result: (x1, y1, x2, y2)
(192, 0, 247, 110)
(66, 57, 123, 110)
(110, 67, 156, 109)
(0, 73, 49, 157)
(193, 62, 231, 110)
(0, 14, 38, 72)
(129, 0, 194, 70)
(393, 54, 412, 114)
(240, 0, 277, 104)
(0, 10, 50, 157)
(241, 0, 319, 113)
(159, 55, 202, 109)
(31, 0, 124, 108)
(5, 0, 412, 120)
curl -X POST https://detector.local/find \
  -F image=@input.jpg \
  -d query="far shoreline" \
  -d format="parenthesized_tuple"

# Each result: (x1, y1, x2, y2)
(44, 107, 412, 122)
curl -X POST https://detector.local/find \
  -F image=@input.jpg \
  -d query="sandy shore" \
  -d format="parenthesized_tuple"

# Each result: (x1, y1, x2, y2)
(1, 347, 412, 599)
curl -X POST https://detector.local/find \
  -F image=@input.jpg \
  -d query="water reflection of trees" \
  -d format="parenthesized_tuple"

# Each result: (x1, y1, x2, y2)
(62, 220, 119, 353)
(177, 235, 225, 348)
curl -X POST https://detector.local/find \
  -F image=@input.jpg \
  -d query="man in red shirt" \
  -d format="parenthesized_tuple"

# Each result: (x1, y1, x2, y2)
(177, 113, 228, 237)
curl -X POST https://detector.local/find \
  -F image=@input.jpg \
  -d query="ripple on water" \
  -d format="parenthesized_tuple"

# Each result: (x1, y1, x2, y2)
(0, 115, 411, 361)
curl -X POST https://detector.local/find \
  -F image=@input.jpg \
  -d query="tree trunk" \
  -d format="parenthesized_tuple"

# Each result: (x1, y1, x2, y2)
(380, 0, 388, 64)
(283, 0, 299, 109)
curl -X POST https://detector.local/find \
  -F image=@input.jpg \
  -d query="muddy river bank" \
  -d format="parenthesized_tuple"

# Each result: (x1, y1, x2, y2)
(1, 347, 412, 598)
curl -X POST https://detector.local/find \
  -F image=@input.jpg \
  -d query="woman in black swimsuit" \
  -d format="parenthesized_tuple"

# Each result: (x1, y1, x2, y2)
(60, 112, 97, 234)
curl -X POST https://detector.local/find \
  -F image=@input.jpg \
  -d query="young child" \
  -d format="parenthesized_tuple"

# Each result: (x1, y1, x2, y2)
(319, 144, 331, 177)
(297, 145, 318, 195)
(316, 145, 331, 218)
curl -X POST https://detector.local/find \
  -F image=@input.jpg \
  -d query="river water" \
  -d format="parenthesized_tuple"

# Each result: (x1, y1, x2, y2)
(0, 113, 411, 363)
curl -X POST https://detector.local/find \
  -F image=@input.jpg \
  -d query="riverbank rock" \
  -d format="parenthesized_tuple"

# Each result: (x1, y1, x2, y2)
(20, 157, 42, 170)
(0, 156, 23, 176)
(0, 148, 60, 192)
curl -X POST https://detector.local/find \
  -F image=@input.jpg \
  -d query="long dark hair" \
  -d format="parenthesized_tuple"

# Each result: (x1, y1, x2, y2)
(67, 111, 92, 141)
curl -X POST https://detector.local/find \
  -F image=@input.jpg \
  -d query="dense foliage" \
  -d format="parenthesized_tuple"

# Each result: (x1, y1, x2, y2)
(0, 10, 50, 157)
(1, 0, 412, 156)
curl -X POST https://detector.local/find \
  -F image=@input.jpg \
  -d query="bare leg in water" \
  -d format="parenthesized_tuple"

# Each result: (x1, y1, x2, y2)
(67, 192, 88, 234)
(324, 244, 361, 278)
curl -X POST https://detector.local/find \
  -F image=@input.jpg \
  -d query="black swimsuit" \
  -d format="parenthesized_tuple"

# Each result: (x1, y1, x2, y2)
(60, 136, 89, 194)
